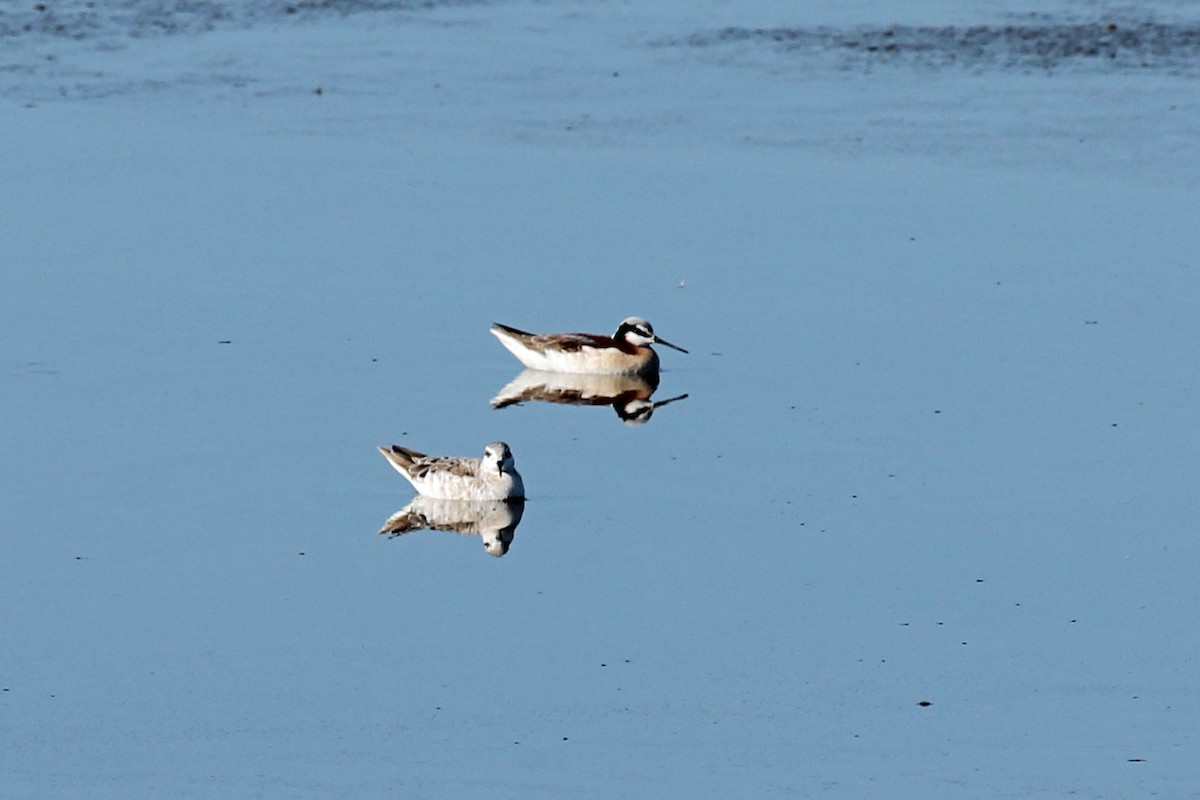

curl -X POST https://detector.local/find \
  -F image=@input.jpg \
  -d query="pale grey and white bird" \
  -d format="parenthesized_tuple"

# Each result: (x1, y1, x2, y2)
(378, 441, 524, 501)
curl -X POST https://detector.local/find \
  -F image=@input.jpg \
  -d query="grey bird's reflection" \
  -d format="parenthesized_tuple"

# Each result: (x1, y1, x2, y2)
(491, 369, 688, 426)
(379, 496, 525, 557)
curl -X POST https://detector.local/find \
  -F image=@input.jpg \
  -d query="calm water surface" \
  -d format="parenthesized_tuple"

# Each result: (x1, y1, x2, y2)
(2, 103, 1198, 798)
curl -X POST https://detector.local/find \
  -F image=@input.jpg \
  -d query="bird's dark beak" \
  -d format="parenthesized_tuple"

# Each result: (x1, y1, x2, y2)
(654, 336, 688, 354)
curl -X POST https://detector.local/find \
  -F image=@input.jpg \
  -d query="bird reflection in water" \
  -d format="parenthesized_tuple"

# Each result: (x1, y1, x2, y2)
(379, 496, 525, 557)
(491, 369, 688, 426)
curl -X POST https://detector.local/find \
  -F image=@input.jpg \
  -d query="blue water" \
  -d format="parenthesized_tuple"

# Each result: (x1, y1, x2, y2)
(3, 7, 1200, 797)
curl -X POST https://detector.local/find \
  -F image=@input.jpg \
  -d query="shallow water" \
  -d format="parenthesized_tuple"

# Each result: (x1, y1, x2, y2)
(3, 3, 1200, 797)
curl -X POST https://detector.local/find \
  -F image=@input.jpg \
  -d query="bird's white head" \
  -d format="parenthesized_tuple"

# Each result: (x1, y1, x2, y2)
(482, 441, 516, 475)
(616, 317, 688, 353)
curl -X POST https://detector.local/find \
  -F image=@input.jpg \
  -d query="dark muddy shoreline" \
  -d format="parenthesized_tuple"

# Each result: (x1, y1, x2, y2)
(675, 17, 1200, 73)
